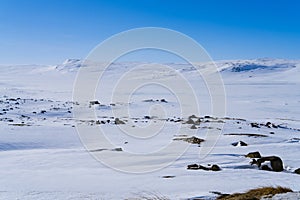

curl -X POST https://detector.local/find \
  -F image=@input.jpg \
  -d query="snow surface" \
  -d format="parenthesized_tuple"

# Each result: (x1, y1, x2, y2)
(0, 59, 299, 199)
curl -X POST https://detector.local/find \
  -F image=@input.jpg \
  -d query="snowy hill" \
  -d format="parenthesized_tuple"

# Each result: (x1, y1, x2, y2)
(218, 58, 298, 72)
(55, 58, 82, 72)
(0, 58, 299, 199)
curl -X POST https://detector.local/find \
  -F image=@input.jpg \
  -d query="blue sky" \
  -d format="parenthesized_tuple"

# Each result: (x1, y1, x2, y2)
(0, 0, 299, 64)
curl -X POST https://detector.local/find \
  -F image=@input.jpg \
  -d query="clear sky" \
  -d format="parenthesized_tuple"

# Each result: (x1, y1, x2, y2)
(0, 0, 299, 64)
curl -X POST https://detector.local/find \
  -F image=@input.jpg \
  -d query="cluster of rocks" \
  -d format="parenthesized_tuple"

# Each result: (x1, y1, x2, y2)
(185, 151, 295, 174)
(173, 136, 204, 144)
(250, 121, 278, 129)
(187, 164, 221, 171)
(143, 99, 168, 103)
(246, 151, 284, 172)
(0, 97, 74, 126)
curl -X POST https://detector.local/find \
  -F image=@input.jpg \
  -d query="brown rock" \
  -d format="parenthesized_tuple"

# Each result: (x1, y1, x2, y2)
(246, 151, 262, 158)
(187, 164, 199, 170)
(211, 164, 221, 171)
(115, 118, 125, 125)
(185, 118, 195, 124)
(190, 124, 197, 129)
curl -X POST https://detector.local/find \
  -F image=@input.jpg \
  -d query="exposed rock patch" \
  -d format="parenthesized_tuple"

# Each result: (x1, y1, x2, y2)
(249, 154, 284, 172)
(89, 100, 100, 105)
(173, 136, 204, 144)
(225, 133, 268, 138)
(187, 164, 221, 171)
(115, 118, 125, 125)
(231, 141, 248, 146)
(245, 151, 262, 158)
(294, 168, 300, 174)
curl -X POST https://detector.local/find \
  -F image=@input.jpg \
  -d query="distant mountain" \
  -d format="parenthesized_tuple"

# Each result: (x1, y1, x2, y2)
(54, 58, 300, 76)
(218, 58, 298, 73)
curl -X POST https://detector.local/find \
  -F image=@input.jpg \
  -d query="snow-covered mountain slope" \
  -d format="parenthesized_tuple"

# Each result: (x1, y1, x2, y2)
(0, 58, 299, 199)
(55, 58, 82, 72)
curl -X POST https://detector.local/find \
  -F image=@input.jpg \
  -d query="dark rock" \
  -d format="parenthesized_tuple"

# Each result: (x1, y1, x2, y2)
(294, 168, 300, 174)
(174, 136, 204, 144)
(187, 164, 200, 170)
(194, 118, 201, 125)
(232, 141, 248, 146)
(143, 99, 154, 102)
(162, 175, 175, 178)
(261, 165, 272, 171)
(251, 156, 284, 172)
(250, 122, 260, 128)
(174, 119, 182, 123)
(185, 118, 195, 124)
(115, 118, 125, 125)
(113, 147, 123, 151)
(189, 114, 197, 118)
(144, 116, 151, 119)
(211, 164, 221, 171)
(190, 124, 197, 129)
(245, 151, 262, 158)
(225, 133, 268, 137)
(89, 100, 100, 105)
(269, 157, 284, 172)
(239, 141, 248, 146)
(160, 99, 168, 103)
(266, 122, 272, 128)
(198, 165, 210, 170)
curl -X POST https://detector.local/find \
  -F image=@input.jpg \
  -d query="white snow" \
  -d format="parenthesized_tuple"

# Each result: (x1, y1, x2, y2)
(0, 59, 299, 199)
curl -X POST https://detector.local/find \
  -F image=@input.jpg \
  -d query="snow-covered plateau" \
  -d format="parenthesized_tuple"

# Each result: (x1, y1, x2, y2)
(0, 58, 299, 199)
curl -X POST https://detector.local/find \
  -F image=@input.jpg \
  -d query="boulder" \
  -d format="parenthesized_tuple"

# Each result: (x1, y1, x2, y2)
(190, 124, 197, 129)
(187, 164, 200, 170)
(211, 164, 221, 171)
(89, 100, 100, 105)
(232, 141, 248, 146)
(183, 136, 204, 144)
(294, 168, 300, 174)
(115, 118, 125, 125)
(246, 151, 262, 158)
(251, 156, 284, 172)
